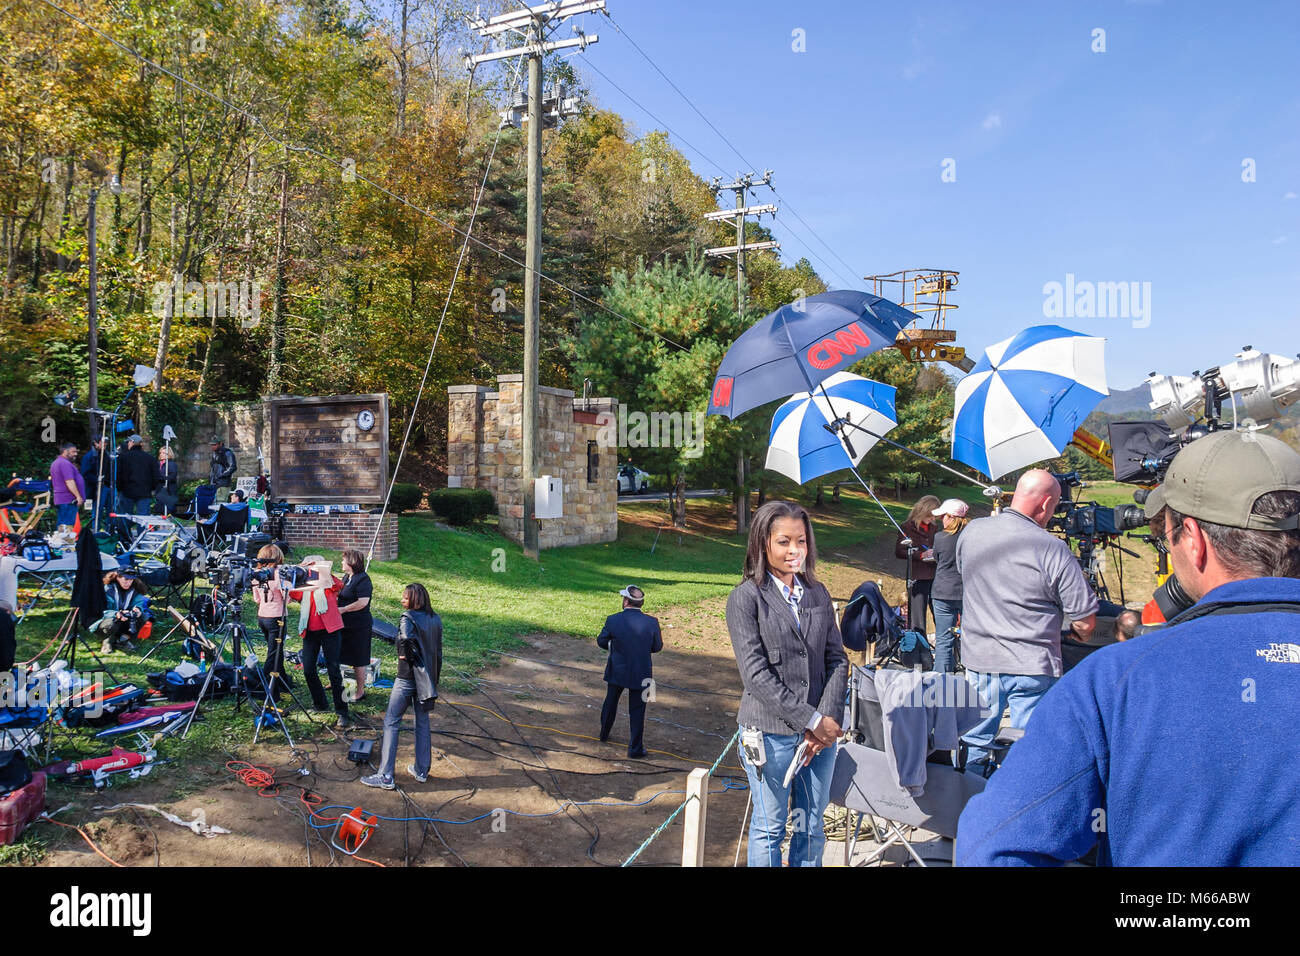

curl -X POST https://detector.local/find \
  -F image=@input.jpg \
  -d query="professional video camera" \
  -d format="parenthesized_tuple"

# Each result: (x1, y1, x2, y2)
(206, 550, 255, 597)
(205, 549, 308, 598)
(1048, 472, 1148, 538)
(1047, 472, 1144, 604)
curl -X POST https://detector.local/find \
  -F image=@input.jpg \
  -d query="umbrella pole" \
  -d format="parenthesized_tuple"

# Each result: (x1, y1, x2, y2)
(813, 385, 908, 538)
(845, 466, 909, 539)
(838, 419, 999, 495)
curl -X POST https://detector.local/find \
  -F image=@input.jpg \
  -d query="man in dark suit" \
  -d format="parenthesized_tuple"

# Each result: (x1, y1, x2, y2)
(597, 585, 662, 759)
(115, 434, 155, 516)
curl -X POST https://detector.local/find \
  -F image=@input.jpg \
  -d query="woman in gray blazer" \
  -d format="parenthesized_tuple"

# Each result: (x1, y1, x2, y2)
(727, 500, 848, 867)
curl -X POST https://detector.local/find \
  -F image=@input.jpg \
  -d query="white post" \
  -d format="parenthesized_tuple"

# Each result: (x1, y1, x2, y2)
(682, 767, 709, 867)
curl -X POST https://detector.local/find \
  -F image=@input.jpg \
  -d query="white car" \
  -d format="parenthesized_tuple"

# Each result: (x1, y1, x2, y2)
(616, 465, 651, 495)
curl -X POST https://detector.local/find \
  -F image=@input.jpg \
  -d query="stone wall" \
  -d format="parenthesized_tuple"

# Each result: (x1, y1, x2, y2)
(282, 513, 400, 561)
(447, 375, 618, 548)
(174, 402, 267, 487)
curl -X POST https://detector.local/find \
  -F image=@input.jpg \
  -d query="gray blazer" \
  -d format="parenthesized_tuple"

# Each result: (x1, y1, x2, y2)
(726, 574, 849, 735)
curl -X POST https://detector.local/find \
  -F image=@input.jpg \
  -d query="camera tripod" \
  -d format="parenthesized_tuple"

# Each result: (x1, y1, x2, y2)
(251, 615, 324, 748)
(178, 588, 269, 737)
(1070, 532, 1141, 605)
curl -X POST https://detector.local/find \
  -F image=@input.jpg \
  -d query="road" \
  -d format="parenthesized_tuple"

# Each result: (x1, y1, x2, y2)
(618, 489, 726, 502)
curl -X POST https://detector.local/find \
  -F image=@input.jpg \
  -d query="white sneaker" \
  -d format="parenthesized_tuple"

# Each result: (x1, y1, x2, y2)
(407, 764, 428, 783)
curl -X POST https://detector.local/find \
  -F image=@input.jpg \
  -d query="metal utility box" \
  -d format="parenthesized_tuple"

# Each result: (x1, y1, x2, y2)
(535, 476, 563, 519)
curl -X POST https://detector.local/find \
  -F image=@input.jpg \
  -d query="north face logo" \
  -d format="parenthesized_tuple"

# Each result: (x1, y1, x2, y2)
(1256, 643, 1300, 663)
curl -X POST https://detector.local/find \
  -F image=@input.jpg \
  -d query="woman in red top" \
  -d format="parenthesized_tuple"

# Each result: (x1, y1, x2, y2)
(288, 554, 350, 727)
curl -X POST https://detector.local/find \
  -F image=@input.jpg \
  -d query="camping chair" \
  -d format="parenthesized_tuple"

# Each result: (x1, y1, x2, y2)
(0, 479, 52, 541)
(117, 514, 203, 607)
(195, 502, 249, 552)
(830, 664, 999, 866)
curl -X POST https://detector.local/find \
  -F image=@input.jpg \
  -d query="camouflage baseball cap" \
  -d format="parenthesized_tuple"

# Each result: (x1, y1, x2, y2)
(1146, 430, 1300, 531)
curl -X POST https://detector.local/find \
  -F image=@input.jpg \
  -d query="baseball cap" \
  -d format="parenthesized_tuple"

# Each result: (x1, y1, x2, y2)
(127, 433, 143, 444)
(1145, 430, 1300, 531)
(210, 436, 223, 444)
(932, 498, 969, 518)
(619, 585, 645, 604)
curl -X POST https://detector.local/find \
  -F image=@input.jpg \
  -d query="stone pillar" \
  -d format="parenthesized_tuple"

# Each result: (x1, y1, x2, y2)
(446, 385, 489, 490)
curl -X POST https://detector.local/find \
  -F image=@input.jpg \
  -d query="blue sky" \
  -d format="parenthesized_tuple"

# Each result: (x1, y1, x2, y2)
(574, 0, 1300, 389)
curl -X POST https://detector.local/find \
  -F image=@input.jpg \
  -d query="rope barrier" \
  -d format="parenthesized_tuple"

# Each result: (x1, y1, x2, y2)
(621, 727, 741, 867)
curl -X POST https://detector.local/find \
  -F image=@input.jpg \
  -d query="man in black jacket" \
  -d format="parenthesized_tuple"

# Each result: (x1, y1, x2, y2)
(209, 437, 237, 495)
(115, 435, 155, 516)
(597, 585, 663, 759)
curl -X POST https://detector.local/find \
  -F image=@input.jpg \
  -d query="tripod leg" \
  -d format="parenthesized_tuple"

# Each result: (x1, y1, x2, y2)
(180, 625, 237, 739)
(137, 619, 188, 665)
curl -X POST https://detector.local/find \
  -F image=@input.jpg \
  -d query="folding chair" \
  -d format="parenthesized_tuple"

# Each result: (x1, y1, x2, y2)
(195, 503, 249, 552)
(0, 479, 52, 540)
(831, 665, 990, 866)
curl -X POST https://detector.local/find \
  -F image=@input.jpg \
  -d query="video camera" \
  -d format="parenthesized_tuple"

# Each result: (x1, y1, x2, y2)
(205, 550, 307, 599)
(1048, 472, 1148, 540)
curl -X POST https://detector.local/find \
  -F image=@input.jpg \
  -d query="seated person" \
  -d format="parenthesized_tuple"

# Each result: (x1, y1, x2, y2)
(95, 568, 153, 654)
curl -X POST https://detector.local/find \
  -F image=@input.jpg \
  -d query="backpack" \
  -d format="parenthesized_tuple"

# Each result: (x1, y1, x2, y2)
(0, 749, 31, 798)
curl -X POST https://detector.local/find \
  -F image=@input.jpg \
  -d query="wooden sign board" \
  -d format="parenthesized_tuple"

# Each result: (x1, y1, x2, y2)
(267, 394, 389, 503)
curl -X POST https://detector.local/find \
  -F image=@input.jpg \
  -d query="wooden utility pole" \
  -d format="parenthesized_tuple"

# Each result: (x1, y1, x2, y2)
(470, 1, 602, 559)
(705, 172, 778, 535)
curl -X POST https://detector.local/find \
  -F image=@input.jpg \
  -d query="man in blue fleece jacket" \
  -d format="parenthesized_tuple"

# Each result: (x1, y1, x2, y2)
(956, 430, 1300, 866)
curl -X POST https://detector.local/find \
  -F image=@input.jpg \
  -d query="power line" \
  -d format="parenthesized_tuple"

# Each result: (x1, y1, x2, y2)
(33, 0, 691, 357)
(580, 57, 731, 177)
(601, 10, 867, 286)
(370, 52, 528, 560)
(583, 47, 857, 289)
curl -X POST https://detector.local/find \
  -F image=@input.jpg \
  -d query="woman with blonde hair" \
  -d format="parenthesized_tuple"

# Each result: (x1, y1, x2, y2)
(251, 544, 290, 700)
(894, 493, 941, 633)
(929, 498, 971, 673)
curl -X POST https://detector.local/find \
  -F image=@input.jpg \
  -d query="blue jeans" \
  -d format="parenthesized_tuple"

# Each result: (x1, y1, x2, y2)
(739, 729, 837, 867)
(115, 494, 150, 516)
(932, 598, 962, 673)
(55, 502, 80, 527)
(378, 677, 430, 781)
(959, 670, 1057, 767)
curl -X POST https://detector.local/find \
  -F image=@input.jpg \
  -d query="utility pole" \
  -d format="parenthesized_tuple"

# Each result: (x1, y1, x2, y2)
(86, 170, 121, 431)
(471, 1, 601, 559)
(705, 171, 778, 535)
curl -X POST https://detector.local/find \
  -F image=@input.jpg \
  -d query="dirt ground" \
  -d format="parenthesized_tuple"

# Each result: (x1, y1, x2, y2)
(36, 625, 752, 868)
(33, 502, 1151, 868)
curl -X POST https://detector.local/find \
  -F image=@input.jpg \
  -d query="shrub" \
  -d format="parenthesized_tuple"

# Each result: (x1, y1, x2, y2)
(428, 487, 495, 525)
(388, 483, 423, 514)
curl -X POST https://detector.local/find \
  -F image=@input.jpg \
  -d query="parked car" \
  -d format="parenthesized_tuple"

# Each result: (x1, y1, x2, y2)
(616, 464, 651, 495)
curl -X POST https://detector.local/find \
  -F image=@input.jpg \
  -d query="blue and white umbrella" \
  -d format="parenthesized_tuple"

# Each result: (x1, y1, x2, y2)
(766, 372, 898, 484)
(952, 325, 1108, 480)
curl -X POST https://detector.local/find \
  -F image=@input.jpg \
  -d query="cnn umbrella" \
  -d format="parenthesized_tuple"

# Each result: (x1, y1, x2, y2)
(707, 290, 919, 419)
(953, 325, 1108, 480)
(765, 373, 898, 484)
